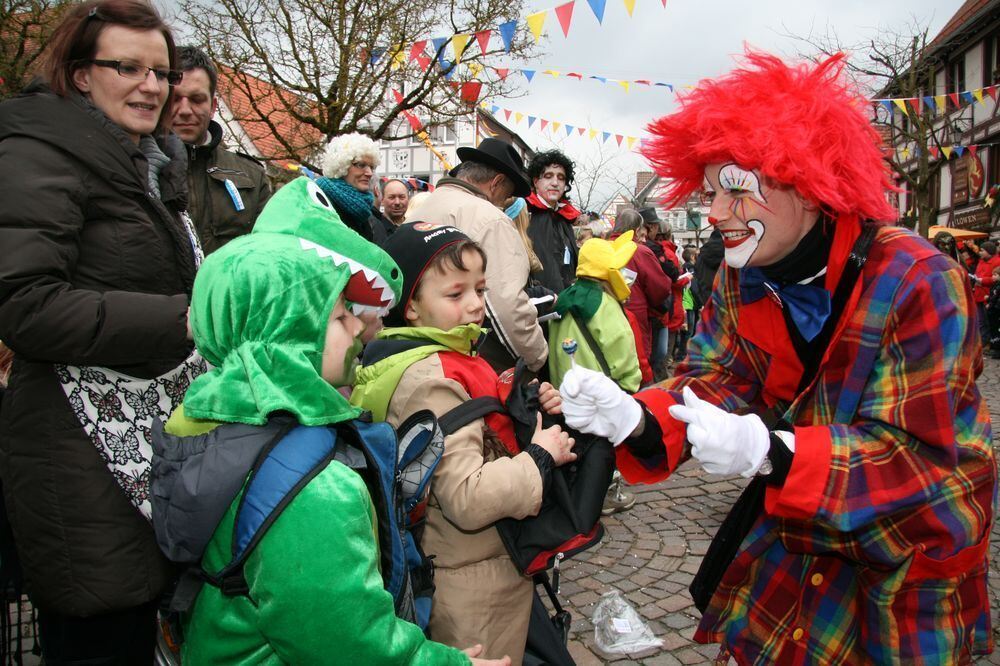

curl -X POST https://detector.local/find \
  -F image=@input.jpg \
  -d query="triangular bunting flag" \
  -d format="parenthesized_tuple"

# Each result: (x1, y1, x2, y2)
(392, 89, 404, 104)
(618, 80, 630, 93)
(960, 91, 974, 104)
(431, 37, 448, 59)
(568, 72, 583, 79)
(577, 126, 586, 135)
(586, 0, 606, 23)
(495, 68, 510, 80)
(622, 0, 636, 16)
(892, 98, 908, 115)
(441, 60, 455, 79)
(390, 45, 406, 69)
(941, 146, 953, 159)
(408, 40, 427, 62)
(522, 69, 536, 82)
(555, 1, 575, 37)
(929, 146, 939, 159)
(878, 99, 893, 114)
(369, 47, 385, 66)
(934, 95, 946, 112)
(504, 109, 512, 120)
(552, 121, 561, 132)
(602, 131, 610, 143)
(907, 98, 921, 115)
(565, 124, 574, 136)
(415, 53, 431, 71)
(900, 147, 910, 159)
(922, 96, 934, 111)
(526, 11, 547, 43)
(969, 145, 978, 157)
(452, 34, 471, 61)
(615, 134, 623, 146)
(515, 112, 524, 123)
(948, 92, 960, 108)
(490, 105, 500, 114)
(543, 69, 560, 77)
(635, 79, 650, 85)
(591, 75, 607, 83)
(540, 119, 550, 132)
(498, 21, 517, 53)
(469, 62, 484, 78)
(988, 85, 999, 101)
(588, 128, 598, 139)
(474, 29, 491, 55)
(626, 136, 636, 150)
(460, 81, 483, 105)
(954, 145, 965, 157)
(528, 116, 537, 128)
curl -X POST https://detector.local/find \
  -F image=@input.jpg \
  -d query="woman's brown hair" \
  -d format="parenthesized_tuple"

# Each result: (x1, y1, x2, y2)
(40, 0, 177, 131)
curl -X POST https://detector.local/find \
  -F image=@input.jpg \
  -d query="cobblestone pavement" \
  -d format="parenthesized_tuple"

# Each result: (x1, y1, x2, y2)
(556, 356, 1000, 665)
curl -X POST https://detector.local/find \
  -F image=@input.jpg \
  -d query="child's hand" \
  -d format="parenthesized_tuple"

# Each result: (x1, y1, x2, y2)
(538, 381, 562, 415)
(532, 413, 576, 466)
(462, 644, 512, 665)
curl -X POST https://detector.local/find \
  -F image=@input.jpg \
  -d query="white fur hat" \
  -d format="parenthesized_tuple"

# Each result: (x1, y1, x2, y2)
(322, 132, 381, 179)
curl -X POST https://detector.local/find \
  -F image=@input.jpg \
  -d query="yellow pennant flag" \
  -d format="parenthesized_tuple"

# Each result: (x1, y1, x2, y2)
(526, 11, 547, 43)
(515, 112, 524, 123)
(892, 98, 909, 115)
(622, 0, 636, 16)
(941, 146, 953, 159)
(900, 147, 910, 159)
(626, 136, 636, 150)
(452, 34, 471, 61)
(588, 128, 598, 140)
(934, 95, 947, 113)
(467, 62, 483, 79)
(389, 45, 405, 69)
(543, 69, 560, 78)
(553, 121, 562, 132)
(974, 88, 985, 104)
(618, 80, 630, 93)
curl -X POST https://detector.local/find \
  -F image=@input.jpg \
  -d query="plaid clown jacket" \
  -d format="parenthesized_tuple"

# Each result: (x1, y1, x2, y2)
(620, 220, 996, 665)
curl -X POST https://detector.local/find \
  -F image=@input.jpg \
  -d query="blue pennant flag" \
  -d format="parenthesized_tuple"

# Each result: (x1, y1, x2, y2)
(498, 21, 517, 53)
(586, 0, 607, 23)
(654, 82, 673, 91)
(878, 99, 894, 115)
(565, 124, 574, 136)
(490, 105, 500, 114)
(923, 96, 935, 111)
(590, 75, 606, 83)
(523, 69, 536, 82)
(960, 91, 974, 104)
(369, 48, 385, 65)
(954, 145, 966, 157)
(601, 131, 610, 143)
(431, 37, 449, 65)
(528, 116, 537, 128)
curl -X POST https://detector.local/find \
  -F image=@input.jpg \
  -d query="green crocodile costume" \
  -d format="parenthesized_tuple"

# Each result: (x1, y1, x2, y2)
(151, 177, 468, 665)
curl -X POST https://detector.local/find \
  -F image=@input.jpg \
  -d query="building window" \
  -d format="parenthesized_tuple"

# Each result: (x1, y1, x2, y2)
(986, 32, 1000, 86)
(948, 56, 966, 94)
(989, 144, 1000, 190)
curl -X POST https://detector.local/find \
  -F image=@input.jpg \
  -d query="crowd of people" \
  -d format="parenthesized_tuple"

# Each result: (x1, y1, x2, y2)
(0, 1, 995, 664)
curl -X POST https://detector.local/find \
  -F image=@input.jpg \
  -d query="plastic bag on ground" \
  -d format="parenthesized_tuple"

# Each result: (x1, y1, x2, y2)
(592, 590, 664, 656)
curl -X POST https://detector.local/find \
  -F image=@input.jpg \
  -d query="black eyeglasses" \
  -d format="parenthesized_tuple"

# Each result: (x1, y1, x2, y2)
(88, 59, 183, 86)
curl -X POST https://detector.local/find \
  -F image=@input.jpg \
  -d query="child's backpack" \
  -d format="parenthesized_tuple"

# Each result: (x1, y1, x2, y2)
(151, 412, 445, 656)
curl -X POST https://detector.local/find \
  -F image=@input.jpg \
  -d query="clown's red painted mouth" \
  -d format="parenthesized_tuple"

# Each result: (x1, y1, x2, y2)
(721, 229, 753, 248)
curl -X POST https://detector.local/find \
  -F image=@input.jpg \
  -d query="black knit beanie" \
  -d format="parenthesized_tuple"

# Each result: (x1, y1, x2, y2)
(381, 221, 472, 326)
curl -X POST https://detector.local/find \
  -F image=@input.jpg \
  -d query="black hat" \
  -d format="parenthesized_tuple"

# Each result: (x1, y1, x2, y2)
(381, 221, 473, 326)
(638, 206, 661, 225)
(452, 138, 531, 197)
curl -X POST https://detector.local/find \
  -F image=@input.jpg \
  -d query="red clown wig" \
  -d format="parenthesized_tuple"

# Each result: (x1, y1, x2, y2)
(642, 50, 897, 223)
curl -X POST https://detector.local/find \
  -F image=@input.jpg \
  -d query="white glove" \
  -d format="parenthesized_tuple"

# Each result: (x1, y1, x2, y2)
(667, 386, 769, 477)
(559, 366, 643, 445)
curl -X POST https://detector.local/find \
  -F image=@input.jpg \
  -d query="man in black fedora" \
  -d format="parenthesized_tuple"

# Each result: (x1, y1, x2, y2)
(407, 138, 548, 372)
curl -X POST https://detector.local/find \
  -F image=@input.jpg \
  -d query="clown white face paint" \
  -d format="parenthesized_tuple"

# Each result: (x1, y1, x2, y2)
(702, 163, 818, 269)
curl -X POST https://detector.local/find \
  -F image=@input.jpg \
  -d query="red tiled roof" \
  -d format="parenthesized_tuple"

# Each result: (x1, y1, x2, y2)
(216, 66, 324, 165)
(929, 0, 995, 49)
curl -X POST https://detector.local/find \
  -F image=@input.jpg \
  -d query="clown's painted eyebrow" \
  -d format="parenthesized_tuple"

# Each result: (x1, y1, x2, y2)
(718, 164, 766, 202)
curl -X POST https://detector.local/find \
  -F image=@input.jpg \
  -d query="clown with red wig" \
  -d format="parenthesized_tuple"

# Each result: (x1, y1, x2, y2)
(561, 51, 995, 663)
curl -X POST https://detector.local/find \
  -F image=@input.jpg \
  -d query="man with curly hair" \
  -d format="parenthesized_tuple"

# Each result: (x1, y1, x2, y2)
(525, 150, 581, 294)
(559, 51, 995, 663)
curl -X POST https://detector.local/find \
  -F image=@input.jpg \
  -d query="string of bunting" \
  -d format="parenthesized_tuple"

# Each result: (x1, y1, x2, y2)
(484, 102, 646, 151)
(895, 142, 992, 162)
(873, 84, 999, 116)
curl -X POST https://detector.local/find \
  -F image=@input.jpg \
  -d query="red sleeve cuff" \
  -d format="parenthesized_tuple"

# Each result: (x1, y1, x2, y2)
(764, 425, 831, 519)
(615, 389, 686, 484)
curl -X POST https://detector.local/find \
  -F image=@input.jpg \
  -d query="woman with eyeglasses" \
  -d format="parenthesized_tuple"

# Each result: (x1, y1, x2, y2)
(0, 0, 203, 661)
(315, 132, 394, 244)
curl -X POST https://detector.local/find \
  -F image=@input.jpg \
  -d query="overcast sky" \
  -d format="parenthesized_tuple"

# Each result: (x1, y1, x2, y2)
(490, 0, 960, 207)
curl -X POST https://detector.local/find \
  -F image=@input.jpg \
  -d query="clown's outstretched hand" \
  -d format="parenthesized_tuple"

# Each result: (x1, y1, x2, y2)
(560, 366, 642, 445)
(668, 387, 771, 477)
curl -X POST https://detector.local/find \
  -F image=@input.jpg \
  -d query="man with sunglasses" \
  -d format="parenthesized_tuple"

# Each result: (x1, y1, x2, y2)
(170, 46, 270, 255)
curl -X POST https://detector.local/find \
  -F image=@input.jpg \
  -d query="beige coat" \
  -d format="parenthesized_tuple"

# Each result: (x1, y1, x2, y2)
(386, 353, 544, 664)
(406, 179, 548, 371)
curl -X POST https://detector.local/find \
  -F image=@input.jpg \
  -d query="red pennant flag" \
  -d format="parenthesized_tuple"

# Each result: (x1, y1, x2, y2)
(661, 0, 666, 6)
(988, 85, 999, 101)
(948, 92, 960, 108)
(968, 145, 978, 158)
(929, 146, 940, 159)
(408, 178, 418, 189)
(416, 53, 431, 71)
(554, 1, 575, 37)
(448, 81, 460, 92)
(495, 67, 509, 81)
(460, 81, 483, 105)
(577, 126, 585, 135)
(392, 89, 405, 104)
(504, 109, 512, 120)
(567, 72, 583, 79)
(635, 79, 650, 85)
(615, 134, 623, 146)
(540, 119, 549, 132)
(408, 40, 427, 61)
(907, 98, 921, 115)
(474, 30, 491, 54)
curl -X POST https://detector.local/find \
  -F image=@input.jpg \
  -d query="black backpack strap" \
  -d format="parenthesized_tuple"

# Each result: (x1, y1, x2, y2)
(438, 397, 504, 436)
(568, 310, 613, 378)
